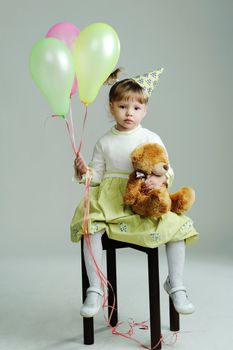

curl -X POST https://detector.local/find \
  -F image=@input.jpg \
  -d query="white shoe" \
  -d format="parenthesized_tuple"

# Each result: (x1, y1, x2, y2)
(164, 277, 195, 315)
(80, 287, 103, 318)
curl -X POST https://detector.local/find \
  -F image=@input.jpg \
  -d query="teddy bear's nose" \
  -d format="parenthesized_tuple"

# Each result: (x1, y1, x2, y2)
(163, 165, 169, 171)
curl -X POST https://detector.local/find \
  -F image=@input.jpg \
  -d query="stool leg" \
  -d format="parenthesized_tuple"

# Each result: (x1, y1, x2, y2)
(169, 297, 180, 331)
(148, 249, 162, 349)
(106, 248, 118, 327)
(81, 239, 94, 345)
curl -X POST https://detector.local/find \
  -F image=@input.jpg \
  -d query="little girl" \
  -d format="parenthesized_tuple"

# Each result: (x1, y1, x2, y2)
(71, 68, 198, 318)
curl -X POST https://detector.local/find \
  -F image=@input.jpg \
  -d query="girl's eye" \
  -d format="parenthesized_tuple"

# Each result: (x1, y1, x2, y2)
(134, 107, 140, 110)
(119, 105, 125, 109)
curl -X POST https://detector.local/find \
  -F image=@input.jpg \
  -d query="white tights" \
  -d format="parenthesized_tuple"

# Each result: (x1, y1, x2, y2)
(166, 240, 185, 288)
(83, 230, 105, 289)
(83, 232, 186, 290)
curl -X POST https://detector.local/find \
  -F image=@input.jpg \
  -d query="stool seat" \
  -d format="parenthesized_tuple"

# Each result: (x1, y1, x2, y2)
(81, 233, 179, 349)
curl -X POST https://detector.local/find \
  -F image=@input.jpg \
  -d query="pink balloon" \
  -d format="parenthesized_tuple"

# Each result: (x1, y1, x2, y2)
(70, 77, 78, 98)
(46, 21, 80, 50)
(46, 22, 80, 96)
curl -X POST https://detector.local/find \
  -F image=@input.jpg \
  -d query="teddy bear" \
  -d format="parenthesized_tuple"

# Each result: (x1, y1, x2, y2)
(123, 143, 195, 218)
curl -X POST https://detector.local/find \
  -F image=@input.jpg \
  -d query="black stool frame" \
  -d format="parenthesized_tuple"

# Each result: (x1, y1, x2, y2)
(81, 234, 179, 349)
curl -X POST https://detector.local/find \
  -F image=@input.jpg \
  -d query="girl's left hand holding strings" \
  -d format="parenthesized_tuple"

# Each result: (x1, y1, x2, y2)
(74, 153, 88, 178)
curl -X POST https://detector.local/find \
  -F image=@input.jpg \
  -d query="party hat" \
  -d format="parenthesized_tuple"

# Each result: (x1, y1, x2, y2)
(132, 68, 164, 97)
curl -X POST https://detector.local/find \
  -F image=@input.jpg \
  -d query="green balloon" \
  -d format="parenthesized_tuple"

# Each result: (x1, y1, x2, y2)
(29, 38, 75, 116)
(74, 23, 120, 105)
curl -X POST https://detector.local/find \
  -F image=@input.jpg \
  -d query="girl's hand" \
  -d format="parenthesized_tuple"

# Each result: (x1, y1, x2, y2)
(74, 154, 88, 176)
(142, 174, 167, 191)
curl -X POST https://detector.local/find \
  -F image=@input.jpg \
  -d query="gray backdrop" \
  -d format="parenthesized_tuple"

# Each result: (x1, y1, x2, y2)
(1, 0, 232, 258)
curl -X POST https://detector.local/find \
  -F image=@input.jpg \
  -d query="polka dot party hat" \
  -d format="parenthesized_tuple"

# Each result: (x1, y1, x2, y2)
(132, 68, 164, 97)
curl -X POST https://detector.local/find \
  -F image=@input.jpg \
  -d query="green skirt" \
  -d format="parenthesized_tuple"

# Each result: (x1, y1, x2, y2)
(70, 177, 199, 248)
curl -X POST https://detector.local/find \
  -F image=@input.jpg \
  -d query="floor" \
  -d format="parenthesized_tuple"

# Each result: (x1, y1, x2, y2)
(1, 248, 233, 350)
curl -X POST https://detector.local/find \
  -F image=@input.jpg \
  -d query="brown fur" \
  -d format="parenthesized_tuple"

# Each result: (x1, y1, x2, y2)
(123, 143, 195, 218)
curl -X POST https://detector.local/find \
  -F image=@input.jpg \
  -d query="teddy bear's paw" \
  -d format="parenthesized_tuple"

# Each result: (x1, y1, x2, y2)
(170, 187, 195, 213)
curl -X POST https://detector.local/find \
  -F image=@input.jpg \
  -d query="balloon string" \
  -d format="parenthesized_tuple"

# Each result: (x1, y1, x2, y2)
(69, 96, 77, 154)
(77, 104, 88, 156)
(111, 321, 179, 349)
(50, 99, 88, 157)
(82, 170, 117, 325)
(82, 168, 92, 235)
(50, 113, 77, 156)
(83, 232, 117, 324)
(64, 119, 77, 155)
(50, 101, 88, 157)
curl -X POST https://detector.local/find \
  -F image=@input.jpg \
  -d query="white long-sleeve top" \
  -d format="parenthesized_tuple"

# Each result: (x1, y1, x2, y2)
(74, 124, 174, 187)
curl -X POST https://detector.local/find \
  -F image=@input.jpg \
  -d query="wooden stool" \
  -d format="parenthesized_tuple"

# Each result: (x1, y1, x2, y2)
(81, 233, 180, 349)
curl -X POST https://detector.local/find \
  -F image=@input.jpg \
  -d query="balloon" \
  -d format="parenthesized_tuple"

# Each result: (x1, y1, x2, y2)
(74, 22, 120, 105)
(46, 21, 80, 97)
(29, 38, 75, 116)
(46, 21, 80, 50)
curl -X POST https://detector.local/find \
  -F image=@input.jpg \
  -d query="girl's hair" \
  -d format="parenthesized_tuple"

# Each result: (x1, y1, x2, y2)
(104, 68, 149, 104)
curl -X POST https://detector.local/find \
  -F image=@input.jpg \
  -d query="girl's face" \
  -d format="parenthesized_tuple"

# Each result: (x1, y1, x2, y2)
(110, 97, 147, 131)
